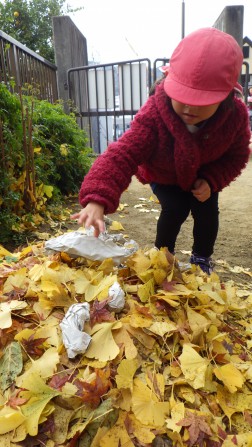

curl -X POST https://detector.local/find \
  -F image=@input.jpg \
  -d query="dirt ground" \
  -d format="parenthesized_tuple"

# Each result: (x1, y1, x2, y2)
(103, 156, 252, 280)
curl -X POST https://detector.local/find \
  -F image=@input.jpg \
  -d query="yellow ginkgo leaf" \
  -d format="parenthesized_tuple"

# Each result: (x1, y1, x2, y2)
(137, 278, 155, 303)
(153, 268, 168, 285)
(127, 250, 152, 275)
(0, 300, 27, 329)
(148, 320, 177, 337)
(19, 373, 60, 436)
(41, 263, 74, 284)
(146, 371, 165, 398)
(3, 267, 28, 293)
(73, 270, 90, 294)
(186, 306, 211, 340)
(0, 407, 26, 435)
(109, 221, 125, 231)
(99, 410, 134, 447)
(117, 203, 125, 211)
(39, 280, 74, 308)
(149, 247, 169, 268)
(50, 404, 74, 444)
(85, 321, 122, 362)
(113, 326, 138, 359)
(128, 413, 155, 443)
(152, 293, 180, 308)
(213, 364, 245, 393)
(129, 313, 153, 328)
(126, 325, 156, 350)
(115, 358, 139, 391)
(132, 377, 170, 427)
(85, 274, 117, 302)
(179, 344, 209, 389)
(16, 347, 59, 387)
(176, 385, 196, 403)
(217, 386, 252, 429)
(199, 283, 226, 304)
(222, 433, 252, 447)
(166, 401, 185, 432)
(0, 245, 12, 257)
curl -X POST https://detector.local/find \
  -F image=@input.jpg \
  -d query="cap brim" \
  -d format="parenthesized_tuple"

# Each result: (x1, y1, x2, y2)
(164, 74, 229, 106)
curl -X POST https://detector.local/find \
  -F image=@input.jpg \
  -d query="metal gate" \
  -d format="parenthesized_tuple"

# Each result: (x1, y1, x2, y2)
(67, 58, 169, 154)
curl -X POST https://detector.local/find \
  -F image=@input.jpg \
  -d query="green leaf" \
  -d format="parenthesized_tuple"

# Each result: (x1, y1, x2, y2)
(0, 342, 23, 391)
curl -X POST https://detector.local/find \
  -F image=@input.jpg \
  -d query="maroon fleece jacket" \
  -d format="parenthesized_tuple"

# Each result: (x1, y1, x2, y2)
(79, 82, 251, 214)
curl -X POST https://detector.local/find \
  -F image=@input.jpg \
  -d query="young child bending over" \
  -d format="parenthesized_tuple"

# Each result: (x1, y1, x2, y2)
(72, 28, 251, 274)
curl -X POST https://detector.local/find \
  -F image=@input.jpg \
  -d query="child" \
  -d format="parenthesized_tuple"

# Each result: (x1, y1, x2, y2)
(248, 97, 252, 131)
(72, 28, 251, 274)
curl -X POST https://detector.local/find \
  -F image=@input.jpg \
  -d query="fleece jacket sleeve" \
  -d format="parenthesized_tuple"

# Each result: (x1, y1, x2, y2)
(79, 105, 157, 214)
(199, 102, 251, 192)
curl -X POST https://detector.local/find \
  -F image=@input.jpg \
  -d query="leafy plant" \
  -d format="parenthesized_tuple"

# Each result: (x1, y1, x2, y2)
(0, 83, 93, 246)
(31, 98, 93, 195)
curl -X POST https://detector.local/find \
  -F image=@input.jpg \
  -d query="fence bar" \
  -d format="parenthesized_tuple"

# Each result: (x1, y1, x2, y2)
(0, 29, 58, 102)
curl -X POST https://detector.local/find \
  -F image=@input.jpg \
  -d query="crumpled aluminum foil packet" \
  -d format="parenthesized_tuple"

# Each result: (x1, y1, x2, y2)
(45, 229, 138, 265)
(108, 281, 125, 312)
(60, 302, 91, 359)
(60, 282, 126, 358)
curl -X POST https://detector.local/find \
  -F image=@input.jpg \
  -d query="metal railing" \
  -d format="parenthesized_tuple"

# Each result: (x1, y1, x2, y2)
(0, 30, 58, 102)
(67, 58, 152, 154)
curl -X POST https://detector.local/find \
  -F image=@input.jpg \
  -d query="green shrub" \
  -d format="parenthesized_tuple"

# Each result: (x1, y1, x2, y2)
(31, 99, 93, 195)
(0, 84, 93, 246)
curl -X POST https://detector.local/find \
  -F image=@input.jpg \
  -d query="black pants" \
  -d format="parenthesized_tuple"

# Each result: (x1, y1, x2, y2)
(153, 184, 219, 257)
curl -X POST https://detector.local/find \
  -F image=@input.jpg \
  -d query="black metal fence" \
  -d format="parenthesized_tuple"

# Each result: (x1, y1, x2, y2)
(0, 30, 58, 102)
(67, 58, 172, 154)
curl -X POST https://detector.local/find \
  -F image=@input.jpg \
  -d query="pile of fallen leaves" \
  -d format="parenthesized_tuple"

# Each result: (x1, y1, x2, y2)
(0, 241, 252, 447)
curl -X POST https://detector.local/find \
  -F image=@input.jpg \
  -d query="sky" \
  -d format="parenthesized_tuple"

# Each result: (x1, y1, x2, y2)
(68, 1, 252, 64)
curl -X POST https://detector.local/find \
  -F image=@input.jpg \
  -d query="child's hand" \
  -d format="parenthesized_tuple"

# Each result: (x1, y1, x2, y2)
(71, 202, 105, 237)
(191, 178, 211, 202)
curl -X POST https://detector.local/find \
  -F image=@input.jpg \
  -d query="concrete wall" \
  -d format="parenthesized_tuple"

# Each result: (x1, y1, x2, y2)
(53, 16, 88, 111)
(213, 5, 244, 47)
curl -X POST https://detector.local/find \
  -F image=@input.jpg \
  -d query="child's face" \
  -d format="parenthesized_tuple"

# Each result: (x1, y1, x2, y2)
(171, 99, 221, 125)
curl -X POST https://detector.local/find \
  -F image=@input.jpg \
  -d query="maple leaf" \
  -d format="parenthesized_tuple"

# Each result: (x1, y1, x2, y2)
(21, 334, 48, 357)
(155, 299, 174, 314)
(6, 388, 28, 409)
(217, 425, 228, 441)
(162, 280, 178, 291)
(213, 353, 229, 364)
(5, 288, 27, 301)
(90, 298, 115, 327)
(74, 367, 112, 408)
(135, 304, 153, 319)
(48, 372, 75, 390)
(231, 435, 238, 445)
(177, 411, 212, 447)
(244, 410, 252, 426)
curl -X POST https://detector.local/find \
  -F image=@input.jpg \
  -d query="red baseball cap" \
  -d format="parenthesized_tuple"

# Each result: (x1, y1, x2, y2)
(164, 27, 243, 106)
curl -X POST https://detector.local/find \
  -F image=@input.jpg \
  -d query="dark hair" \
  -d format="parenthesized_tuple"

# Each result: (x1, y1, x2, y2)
(149, 75, 166, 96)
(219, 91, 235, 113)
